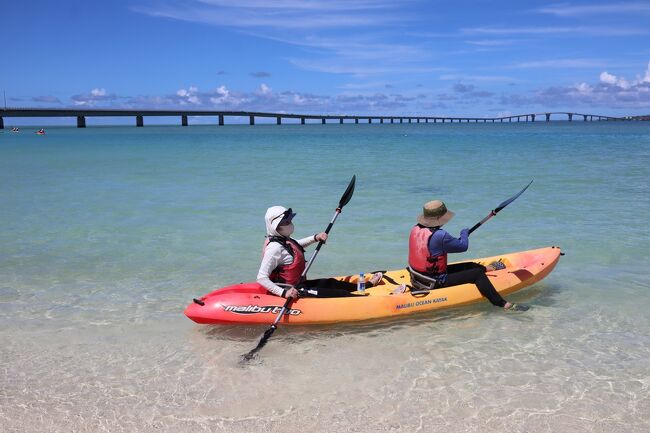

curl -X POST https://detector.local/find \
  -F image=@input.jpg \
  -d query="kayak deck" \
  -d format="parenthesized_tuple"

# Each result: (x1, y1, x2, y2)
(185, 246, 562, 325)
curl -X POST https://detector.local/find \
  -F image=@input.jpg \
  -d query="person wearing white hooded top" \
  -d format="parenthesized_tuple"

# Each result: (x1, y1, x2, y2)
(258, 206, 382, 299)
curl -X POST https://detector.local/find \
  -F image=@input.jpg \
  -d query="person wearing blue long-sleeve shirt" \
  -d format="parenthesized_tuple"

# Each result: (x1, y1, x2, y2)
(408, 200, 528, 311)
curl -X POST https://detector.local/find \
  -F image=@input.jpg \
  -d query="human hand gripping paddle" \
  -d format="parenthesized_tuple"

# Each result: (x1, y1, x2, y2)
(468, 180, 533, 235)
(241, 175, 357, 362)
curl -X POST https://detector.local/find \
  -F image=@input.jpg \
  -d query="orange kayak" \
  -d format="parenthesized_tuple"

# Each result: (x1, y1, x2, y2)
(184, 246, 562, 325)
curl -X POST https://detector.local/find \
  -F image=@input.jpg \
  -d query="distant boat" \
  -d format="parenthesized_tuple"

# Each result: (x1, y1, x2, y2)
(35, 128, 45, 135)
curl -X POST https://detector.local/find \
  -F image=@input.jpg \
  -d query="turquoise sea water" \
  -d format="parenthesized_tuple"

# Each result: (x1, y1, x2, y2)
(1, 123, 649, 432)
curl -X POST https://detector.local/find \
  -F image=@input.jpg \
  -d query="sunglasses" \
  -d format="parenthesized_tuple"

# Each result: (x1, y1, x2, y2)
(271, 208, 295, 225)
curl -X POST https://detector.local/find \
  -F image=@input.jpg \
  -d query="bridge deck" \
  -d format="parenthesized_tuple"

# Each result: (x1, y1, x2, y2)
(0, 108, 630, 129)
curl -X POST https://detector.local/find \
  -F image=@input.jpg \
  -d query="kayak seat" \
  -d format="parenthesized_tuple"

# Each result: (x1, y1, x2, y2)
(406, 267, 441, 292)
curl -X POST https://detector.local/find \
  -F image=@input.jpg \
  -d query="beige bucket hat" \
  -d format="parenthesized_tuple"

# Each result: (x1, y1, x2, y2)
(417, 200, 455, 227)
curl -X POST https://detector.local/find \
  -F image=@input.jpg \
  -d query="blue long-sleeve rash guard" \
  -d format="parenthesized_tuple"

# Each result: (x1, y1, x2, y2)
(427, 228, 469, 256)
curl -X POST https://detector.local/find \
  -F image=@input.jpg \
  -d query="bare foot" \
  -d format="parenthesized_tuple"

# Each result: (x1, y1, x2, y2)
(504, 302, 530, 312)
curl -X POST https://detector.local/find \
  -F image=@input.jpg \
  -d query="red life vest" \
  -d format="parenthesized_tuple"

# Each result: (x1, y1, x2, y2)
(408, 225, 447, 274)
(262, 236, 306, 286)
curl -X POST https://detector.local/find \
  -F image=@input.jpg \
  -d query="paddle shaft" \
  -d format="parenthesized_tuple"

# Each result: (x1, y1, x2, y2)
(301, 207, 342, 279)
(468, 211, 496, 235)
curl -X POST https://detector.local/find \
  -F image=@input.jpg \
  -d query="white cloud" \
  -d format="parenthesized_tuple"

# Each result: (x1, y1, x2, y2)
(536, 3, 650, 16)
(198, 0, 398, 12)
(133, 1, 408, 30)
(133, 1, 435, 78)
(514, 59, 606, 68)
(465, 39, 516, 46)
(462, 25, 650, 36)
(600, 71, 617, 84)
(71, 88, 118, 106)
(176, 86, 202, 104)
(501, 61, 650, 109)
(258, 83, 272, 95)
(439, 74, 516, 82)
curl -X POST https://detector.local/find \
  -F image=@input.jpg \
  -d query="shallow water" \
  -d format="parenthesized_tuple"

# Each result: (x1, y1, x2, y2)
(1, 123, 649, 432)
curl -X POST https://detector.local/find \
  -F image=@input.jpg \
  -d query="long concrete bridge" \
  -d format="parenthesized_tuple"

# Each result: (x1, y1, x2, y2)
(0, 108, 632, 129)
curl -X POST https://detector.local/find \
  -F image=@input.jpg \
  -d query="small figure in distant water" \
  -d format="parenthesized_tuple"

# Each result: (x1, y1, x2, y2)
(11, 127, 20, 132)
(36, 128, 45, 135)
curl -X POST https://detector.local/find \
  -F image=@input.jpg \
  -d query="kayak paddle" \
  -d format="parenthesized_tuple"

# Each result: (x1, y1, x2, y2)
(468, 180, 533, 235)
(241, 175, 357, 362)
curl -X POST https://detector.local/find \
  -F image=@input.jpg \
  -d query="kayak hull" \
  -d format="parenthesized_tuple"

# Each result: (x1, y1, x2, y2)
(184, 246, 562, 325)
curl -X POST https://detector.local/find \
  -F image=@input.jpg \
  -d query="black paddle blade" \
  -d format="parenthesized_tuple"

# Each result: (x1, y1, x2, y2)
(338, 175, 356, 209)
(241, 326, 277, 362)
(495, 179, 533, 213)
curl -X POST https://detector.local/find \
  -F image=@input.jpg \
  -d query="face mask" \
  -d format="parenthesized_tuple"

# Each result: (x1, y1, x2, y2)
(277, 223, 295, 236)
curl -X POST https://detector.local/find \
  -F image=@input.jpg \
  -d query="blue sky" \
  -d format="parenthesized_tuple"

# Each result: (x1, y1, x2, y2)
(2, 0, 650, 117)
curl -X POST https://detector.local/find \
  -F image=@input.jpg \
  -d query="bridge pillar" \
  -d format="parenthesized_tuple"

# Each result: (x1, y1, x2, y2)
(0, 116, 3, 129)
(355, 118, 359, 124)
(400, 118, 403, 123)
(340, 118, 343, 124)
(441, 119, 445, 123)
(568, 113, 573, 122)
(368, 118, 372, 124)
(219, 114, 224, 125)
(531, 114, 535, 122)
(509, 117, 511, 122)
(391, 118, 394, 124)
(301, 117, 305, 125)
(249, 115, 255, 125)
(77, 116, 86, 128)
(276, 116, 281, 125)
(545, 113, 550, 122)
(181, 115, 188, 126)
(500, 118, 503, 123)
(380, 118, 383, 124)
(322, 118, 326, 124)
(136, 115, 144, 127)
(583, 115, 588, 121)
(433, 118, 437, 123)
(416, 118, 419, 123)
(589, 115, 593, 121)
(408, 118, 412, 124)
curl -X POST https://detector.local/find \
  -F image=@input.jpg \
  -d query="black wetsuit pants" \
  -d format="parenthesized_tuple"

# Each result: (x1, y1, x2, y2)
(298, 278, 363, 298)
(439, 262, 507, 307)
